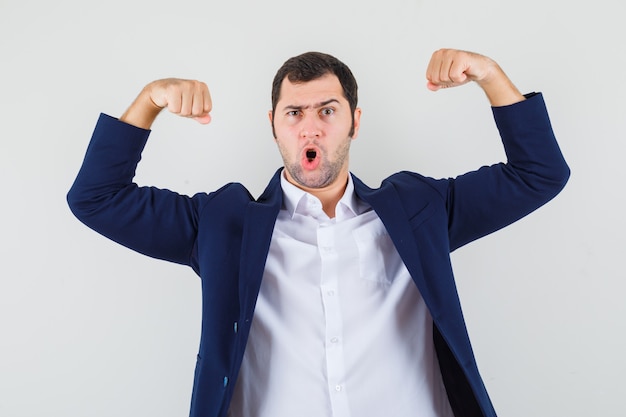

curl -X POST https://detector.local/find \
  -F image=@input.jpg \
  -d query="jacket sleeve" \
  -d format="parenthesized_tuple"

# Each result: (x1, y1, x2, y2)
(67, 113, 209, 266)
(446, 93, 570, 251)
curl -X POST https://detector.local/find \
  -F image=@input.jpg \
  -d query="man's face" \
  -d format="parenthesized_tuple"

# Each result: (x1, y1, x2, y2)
(269, 73, 361, 191)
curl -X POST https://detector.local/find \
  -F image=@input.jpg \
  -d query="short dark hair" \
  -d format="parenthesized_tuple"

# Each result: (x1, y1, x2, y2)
(271, 52, 359, 137)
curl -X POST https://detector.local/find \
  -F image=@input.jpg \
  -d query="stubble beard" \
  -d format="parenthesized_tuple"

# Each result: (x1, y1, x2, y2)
(280, 138, 351, 189)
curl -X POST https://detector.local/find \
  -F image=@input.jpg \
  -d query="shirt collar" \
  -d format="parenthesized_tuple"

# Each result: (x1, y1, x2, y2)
(280, 171, 369, 221)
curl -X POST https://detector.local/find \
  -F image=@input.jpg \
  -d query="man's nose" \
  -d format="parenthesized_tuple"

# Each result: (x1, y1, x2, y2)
(300, 114, 322, 138)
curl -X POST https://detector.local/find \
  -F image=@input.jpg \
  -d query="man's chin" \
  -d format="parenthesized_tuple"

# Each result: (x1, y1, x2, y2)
(288, 170, 333, 190)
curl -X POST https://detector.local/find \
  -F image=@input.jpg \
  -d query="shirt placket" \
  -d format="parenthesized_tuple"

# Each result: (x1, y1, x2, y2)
(317, 221, 351, 417)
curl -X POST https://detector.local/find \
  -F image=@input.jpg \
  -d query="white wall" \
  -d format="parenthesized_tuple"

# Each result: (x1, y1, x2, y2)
(1, 0, 624, 416)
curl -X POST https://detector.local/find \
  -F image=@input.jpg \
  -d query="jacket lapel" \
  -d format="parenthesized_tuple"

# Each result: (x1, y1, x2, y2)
(238, 169, 283, 318)
(352, 174, 435, 311)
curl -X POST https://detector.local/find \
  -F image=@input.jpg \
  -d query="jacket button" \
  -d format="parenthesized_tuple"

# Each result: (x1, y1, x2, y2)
(234, 322, 238, 333)
(223, 377, 229, 387)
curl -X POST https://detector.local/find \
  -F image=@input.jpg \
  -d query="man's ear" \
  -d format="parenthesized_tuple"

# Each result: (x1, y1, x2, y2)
(268, 110, 277, 139)
(351, 108, 362, 139)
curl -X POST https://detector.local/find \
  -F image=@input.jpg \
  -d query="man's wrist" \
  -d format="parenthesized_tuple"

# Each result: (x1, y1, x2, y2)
(477, 66, 525, 107)
(120, 89, 163, 129)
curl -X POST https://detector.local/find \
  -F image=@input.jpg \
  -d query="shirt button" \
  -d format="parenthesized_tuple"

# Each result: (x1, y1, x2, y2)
(330, 337, 339, 344)
(327, 290, 335, 296)
(335, 385, 342, 392)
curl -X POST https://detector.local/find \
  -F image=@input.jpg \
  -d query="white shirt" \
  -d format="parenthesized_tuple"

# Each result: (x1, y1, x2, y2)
(228, 174, 453, 417)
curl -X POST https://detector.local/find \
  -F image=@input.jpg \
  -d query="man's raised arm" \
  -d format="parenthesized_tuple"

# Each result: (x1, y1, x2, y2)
(420, 49, 570, 250)
(67, 79, 216, 266)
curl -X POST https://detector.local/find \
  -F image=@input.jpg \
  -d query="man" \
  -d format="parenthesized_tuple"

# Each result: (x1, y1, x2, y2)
(67, 49, 569, 417)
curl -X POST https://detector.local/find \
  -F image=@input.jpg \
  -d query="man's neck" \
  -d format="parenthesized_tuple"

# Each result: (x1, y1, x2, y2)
(312, 181, 348, 218)
(286, 171, 349, 219)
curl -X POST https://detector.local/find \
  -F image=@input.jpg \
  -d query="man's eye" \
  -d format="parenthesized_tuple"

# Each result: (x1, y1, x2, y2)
(321, 108, 335, 116)
(287, 110, 300, 116)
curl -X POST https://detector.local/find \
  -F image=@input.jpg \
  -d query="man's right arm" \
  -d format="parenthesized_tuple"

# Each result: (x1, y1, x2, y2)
(67, 79, 214, 266)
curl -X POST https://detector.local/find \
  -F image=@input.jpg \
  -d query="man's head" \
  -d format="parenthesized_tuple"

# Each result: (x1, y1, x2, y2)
(269, 52, 362, 193)
(271, 52, 359, 137)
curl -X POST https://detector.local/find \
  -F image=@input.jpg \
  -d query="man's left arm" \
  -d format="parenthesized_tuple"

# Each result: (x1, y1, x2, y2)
(426, 49, 570, 251)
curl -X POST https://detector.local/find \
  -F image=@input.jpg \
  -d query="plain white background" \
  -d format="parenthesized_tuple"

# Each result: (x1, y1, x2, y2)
(1, 0, 624, 416)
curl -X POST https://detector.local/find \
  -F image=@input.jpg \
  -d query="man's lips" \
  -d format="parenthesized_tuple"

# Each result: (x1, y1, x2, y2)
(301, 146, 321, 170)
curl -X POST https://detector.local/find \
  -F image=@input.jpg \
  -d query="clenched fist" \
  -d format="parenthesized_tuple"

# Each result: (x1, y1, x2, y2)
(121, 78, 213, 129)
(425, 49, 525, 106)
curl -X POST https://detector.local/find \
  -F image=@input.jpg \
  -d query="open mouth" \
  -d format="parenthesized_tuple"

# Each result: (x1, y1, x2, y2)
(306, 149, 317, 162)
(301, 146, 321, 170)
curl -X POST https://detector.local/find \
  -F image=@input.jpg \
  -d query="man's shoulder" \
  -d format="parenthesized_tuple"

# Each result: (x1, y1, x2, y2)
(196, 169, 283, 217)
(354, 171, 449, 196)
(351, 171, 450, 217)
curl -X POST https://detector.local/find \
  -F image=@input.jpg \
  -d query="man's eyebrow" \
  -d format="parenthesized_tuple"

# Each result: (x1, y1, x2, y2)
(282, 98, 340, 111)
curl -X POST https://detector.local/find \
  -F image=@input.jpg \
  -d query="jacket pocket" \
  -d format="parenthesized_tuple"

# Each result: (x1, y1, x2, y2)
(408, 202, 436, 231)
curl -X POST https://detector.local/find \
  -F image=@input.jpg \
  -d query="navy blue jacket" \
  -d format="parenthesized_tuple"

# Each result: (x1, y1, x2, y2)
(67, 93, 569, 417)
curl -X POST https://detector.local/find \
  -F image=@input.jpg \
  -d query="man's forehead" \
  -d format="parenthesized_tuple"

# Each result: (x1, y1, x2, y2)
(278, 74, 346, 108)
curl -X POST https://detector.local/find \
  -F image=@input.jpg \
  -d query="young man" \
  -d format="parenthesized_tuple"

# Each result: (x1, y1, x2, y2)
(68, 49, 569, 417)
